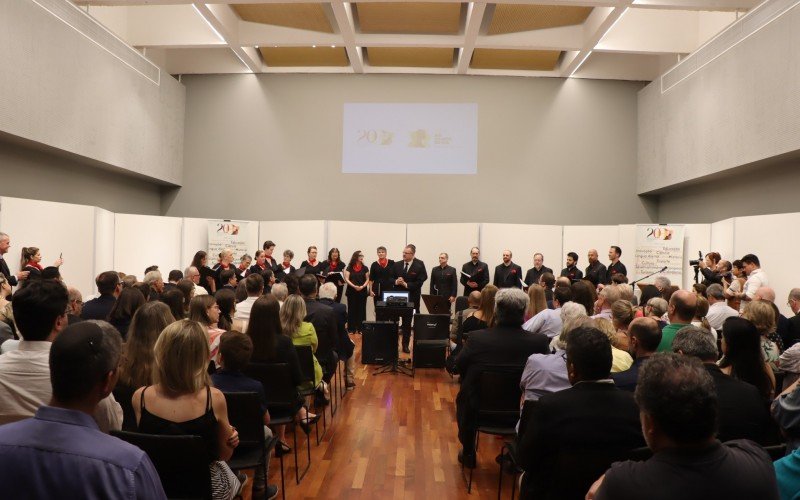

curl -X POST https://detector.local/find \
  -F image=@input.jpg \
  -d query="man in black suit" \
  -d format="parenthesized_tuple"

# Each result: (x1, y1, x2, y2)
(163, 270, 182, 293)
(493, 250, 523, 289)
(672, 326, 777, 444)
(393, 244, 427, 353)
(523, 252, 552, 289)
(430, 253, 458, 305)
(81, 271, 121, 320)
(319, 282, 356, 389)
(299, 274, 339, 394)
(560, 251, 584, 281)
(516, 326, 644, 499)
(454, 288, 550, 468)
(460, 247, 489, 296)
(611, 317, 661, 392)
(585, 249, 608, 287)
(0, 232, 29, 287)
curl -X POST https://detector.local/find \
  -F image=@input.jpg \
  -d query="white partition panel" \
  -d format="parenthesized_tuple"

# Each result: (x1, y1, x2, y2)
(93, 208, 116, 296)
(618, 225, 638, 279)
(114, 214, 182, 279)
(407, 223, 480, 309)
(0, 197, 96, 297)
(328, 220, 406, 320)
(562, 226, 621, 276)
(680, 224, 712, 291)
(259, 221, 327, 268)
(710, 218, 736, 264)
(183, 218, 260, 269)
(480, 224, 563, 286)
(735, 213, 800, 316)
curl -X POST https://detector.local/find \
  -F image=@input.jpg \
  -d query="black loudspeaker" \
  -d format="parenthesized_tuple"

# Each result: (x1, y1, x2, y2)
(362, 321, 398, 365)
(413, 314, 450, 368)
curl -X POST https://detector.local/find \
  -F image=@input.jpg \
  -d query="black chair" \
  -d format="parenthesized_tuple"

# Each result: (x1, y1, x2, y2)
(764, 443, 788, 460)
(463, 365, 525, 494)
(295, 345, 325, 443)
(412, 314, 450, 371)
(223, 391, 278, 496)
(244, 362, 311, 488)
(455, 296, 469, 314)
(111, 430, 211, 499)
(111, 384, 137, 432)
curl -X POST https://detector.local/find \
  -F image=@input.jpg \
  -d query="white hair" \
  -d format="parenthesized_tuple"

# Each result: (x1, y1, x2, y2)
(654, 276, 671, 289)
(560, 301, 588, 323)
(271, 283, 288, 302)
(494, 288, 528, 324)
(143, 270, 163, 286)
(318, 282, 337, 300)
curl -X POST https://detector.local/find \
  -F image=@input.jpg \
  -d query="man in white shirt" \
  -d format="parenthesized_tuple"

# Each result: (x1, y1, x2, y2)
(233, 274, 264, 324)
(738, 254, 768, 310)
(705, 284, 739, 331)
(0, 280, 122, 432)
(184, 266, 208, 296)
(523, 287, 572, 338)
(592, 284, 622, 320)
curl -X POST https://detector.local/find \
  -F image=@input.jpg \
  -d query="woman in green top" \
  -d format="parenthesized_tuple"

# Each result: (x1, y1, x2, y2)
(280, 295, 323, 390)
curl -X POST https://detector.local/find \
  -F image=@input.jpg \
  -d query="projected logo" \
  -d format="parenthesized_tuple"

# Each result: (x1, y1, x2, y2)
(357, 129, 394, 145)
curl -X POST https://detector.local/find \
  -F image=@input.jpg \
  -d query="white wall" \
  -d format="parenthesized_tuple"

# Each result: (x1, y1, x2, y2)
(114, 214, 182, 279)
(94, 208, 116, 294)
(259, 221, 327, 268)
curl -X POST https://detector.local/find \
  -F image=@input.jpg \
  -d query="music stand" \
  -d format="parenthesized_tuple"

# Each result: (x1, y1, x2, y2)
(422, 294, 451, 315)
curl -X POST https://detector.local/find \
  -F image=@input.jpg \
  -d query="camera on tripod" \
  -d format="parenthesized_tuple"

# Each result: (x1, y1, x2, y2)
(689, 251, 703, 267)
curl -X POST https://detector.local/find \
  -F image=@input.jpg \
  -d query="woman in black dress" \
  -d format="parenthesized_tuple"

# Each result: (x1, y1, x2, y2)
(300, 245, 324, 279)
(369, 246, 395, 309)
(322, 248, 346, 302)
(344, 250, 370, 334)
(191, 250, 216, 294)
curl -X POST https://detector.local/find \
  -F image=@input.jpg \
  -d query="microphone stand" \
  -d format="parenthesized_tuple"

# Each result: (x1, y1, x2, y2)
(630, 267, 669, 292)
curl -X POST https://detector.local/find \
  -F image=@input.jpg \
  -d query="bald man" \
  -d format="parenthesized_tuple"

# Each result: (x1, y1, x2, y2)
(584, 249, 607, 287)
(656, 290, 697, 352)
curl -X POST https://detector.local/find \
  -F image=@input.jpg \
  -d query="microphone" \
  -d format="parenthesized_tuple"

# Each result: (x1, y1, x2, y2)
(660, 266, 668, 272)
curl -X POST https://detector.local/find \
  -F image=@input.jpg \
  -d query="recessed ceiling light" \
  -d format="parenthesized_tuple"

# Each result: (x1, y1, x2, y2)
(331, 45, 336, 48)
(312, 45, 317, 48)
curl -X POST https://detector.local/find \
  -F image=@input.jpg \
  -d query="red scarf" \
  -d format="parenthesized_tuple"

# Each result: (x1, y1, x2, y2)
(282, 262, 291, 269)
(307, 259, 317, 266)
(378, 258, 388, 268)
(26, 261, 43, 271)
(329, 259, 339, 269)
(238, 263, 248, 271)
(352, 263, 363, 273)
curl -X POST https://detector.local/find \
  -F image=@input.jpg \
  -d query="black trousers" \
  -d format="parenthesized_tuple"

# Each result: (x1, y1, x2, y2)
(346, 292, 367, 332)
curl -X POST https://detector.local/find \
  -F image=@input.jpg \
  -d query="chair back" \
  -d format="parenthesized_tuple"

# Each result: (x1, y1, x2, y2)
(294, 345, 316, 385)
(223, 392, 265, 450)
(455, 296, 469, 314)
(243, 362, 296, 415)
(111, 430, 211, 499)
(413, 314, 450, 342)
(477, 365, 524, 428)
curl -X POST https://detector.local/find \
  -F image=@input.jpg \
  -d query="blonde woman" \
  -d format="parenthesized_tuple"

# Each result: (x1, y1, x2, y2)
(742, 301, 780, 373)
(611, 300, 636, 351)
(593, 317, 634, 373)
(133, 320, 244, 499)
(280, 295, 323, 392)
(524, 285, 547, 322)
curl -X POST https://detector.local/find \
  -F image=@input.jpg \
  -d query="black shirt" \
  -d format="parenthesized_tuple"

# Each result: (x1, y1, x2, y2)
(460, 260, 489, 295)
(431, 265, 458, 298)
(605, 261, 627, 284)
(494, 262, 523, 289)
(560, 265, 584, 281)
(585, 261, 608, 286)
(369, 260, 395, 298)
(524, 266, 553, 287)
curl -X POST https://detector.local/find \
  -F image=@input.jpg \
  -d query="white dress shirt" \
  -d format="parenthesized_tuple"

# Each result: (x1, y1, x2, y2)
(522, 308, 563, 338)
(742, 268, 768, 307)
(233, 296, 258, 322)
(706, 301, 740, 331)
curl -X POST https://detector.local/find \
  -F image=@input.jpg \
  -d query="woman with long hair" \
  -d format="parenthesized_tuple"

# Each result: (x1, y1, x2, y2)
(462, 285, 498, 337)
(323, 247, 345, 302)
(719, 316, 776, 401)
(115, 302, 175, 430)
(344, 250, 369, 334)
(215, 288, 245, 332)
(524, 285, 547, 322)
(107, 287, 146, 340)
(133, 320, 244, 499)
(176, 278, 195, 314)
(246, 295, 317, 453)
(280, 295, 323, 391)
(742, 300, 781, 372)
(611, 300, 636, 351)
(570, 280, 597, 316)
(19, 246, 63, 280)
(191, 250, 216, 294)
(189, 295, 225, 366)
(160, 289, 186, 321)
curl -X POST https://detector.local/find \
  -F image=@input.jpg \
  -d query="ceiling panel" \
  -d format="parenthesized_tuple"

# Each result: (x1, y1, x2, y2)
(356, 2, 463, 35)
(470, 48, 562, 71)
(488, 4, 593, 35)
(259, 46, 349, 66)
(233, 3, 334, 33)
(367, 47, 455, 67)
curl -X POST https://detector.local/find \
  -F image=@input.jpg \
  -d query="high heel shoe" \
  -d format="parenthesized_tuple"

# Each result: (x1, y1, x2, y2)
(298, 414, 320, 435)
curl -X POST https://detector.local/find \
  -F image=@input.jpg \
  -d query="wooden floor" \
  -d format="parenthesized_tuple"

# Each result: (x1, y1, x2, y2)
(243, 334, 513, 500)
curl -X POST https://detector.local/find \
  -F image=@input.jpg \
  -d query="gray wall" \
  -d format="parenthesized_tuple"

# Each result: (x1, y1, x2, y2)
(0, 136, 162, 215)
(165, 73, 654, 225)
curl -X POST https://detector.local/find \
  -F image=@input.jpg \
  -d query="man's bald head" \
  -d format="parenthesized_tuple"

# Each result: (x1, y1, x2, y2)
(467, 291, 481, 307)
(669, 290, 697, 324)
(754, 286, 776, 303)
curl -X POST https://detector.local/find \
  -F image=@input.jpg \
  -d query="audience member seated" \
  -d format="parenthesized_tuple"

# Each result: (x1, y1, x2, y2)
(271, 282, 288, 306)
(164, 269, 182, 292)
(0, 280, 123, 431)
(189, 295, 225, 366)
(657, 290, 697, 352)
(133, 320, 244, 499)
(587, 353, 779, 500)
(0, 275, 15, 338)
(143, 270, 165, 301)
(516, 326, 644, 499)
(653, 276, 672, 301)
(524, 285, 547, 322)
(211, 331, 278, 500)
(592, 318, 633, 373)
(214, 288, 244, 331)
(191, 251, 216, 294)
(754, 286, 792, 349)
(461, 285, 498, 340)
(638, 284, 661, 308)
(611, 299, 636, 350)
(184, 266, 208, 296)
(66, 286, 83, 325)
(719, 317, 775, 402)
(451, 290, 480, 347)
(176, 278, 196, 311)
(742, 301, 781, 373)
(570, 279, 596, 316)
(523, 286, 571, 338)
(454, 288, 550, 468)
(318, 282, 355, 389)
(281, 295, 324, 395)
(108, 287, 146, 340)
(298, 274, 338, 389)
(160, 288, 186, 321)
(691, 296, 717, 340)
(539, 272, 555, 306)
(644, 297, 668, 330)
(0, 321, 166, 499)
(672, 326, 777, 444)
(245, 295, 317, 454)
(115, 302, 175, 431)
(592, 284, 622, 320)
(612, 317, 661, 392)
(234, 274, 264, 328)
(706, 284, 739, 332)
(770, 374, 800, 452)
(219, 269, 237, 291)
(81, 271, 121, 320)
